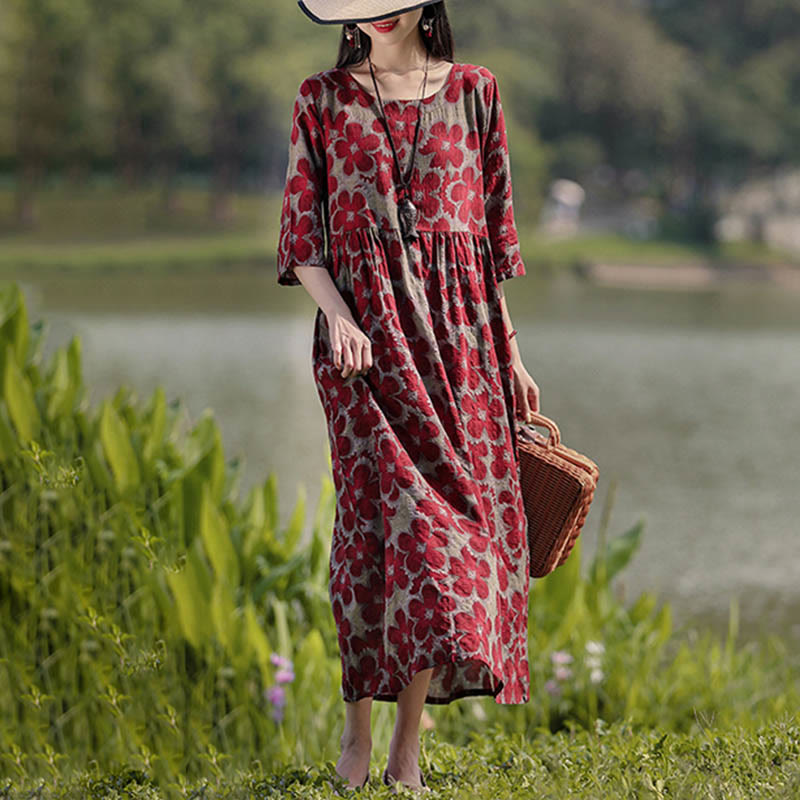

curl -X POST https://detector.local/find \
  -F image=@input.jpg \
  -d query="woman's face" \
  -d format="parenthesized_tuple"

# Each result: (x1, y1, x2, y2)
(356, 9, 424, 46)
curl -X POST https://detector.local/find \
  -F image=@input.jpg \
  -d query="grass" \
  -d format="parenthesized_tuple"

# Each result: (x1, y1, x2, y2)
(1, 184, 797, 275)
(2, 716, 798, 798)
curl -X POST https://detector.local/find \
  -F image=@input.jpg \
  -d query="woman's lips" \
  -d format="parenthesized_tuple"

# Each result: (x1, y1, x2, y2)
(372, 18, 399, 33)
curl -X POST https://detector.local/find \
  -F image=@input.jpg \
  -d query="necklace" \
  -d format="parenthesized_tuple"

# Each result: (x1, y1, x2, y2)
(367, 52, 429, 242)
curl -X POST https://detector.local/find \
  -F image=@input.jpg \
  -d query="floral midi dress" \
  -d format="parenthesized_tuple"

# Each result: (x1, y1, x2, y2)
(277, 61, 530, 705)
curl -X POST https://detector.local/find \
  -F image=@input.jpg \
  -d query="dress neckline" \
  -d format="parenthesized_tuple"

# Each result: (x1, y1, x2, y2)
(339, 61, 457, 105)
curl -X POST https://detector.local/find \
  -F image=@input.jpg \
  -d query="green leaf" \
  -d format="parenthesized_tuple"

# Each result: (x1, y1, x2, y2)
(3, 343, 40, 444)
(165, 542, 213, 649)
(45, 338, 82, 421)
(588, 517, 645, 586)
(271, 596, 292, 662)
(142, 385, 166, 466)
(99, 399, 141, 494)
(199, 482, 240, 587)
(0, 283, 29, 369)
(244, 599, 273, 682)
(211, 577, 240, 656)
(281, 486, 306, 555)
(0, 407, 17, 461)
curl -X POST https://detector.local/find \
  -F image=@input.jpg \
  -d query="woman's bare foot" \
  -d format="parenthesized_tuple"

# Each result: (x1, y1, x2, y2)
(335, 730, 371, 789)
(384, 730, 429, 791)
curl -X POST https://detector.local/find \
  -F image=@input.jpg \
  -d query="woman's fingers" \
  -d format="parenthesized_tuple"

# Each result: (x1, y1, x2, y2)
(343, 337, 358, 377)
(332, 328, 342, 369)
(528, 382, 540, 414)
(360, 339, 373, 374)
(332, 320, 372, 378)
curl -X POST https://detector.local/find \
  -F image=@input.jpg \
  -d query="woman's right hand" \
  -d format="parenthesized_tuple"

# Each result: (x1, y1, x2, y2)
(326, 310, 373, 378)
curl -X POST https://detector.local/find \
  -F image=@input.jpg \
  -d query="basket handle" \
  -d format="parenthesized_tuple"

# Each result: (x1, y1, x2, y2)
(516, 411, 561, 447)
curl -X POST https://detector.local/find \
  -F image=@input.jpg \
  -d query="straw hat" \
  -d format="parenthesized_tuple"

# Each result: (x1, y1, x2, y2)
(297, 0, 441, 25)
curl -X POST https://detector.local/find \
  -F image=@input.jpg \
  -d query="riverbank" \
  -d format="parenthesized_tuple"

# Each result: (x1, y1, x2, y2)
(2, 186, 799, 285)
(580, 260, 800, 291)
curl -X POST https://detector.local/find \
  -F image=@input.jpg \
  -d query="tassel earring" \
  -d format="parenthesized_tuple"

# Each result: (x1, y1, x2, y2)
(345, 24, 361, 48)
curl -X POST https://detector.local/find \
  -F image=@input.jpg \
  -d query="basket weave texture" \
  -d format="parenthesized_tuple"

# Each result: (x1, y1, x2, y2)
(515, 412, 599, 578)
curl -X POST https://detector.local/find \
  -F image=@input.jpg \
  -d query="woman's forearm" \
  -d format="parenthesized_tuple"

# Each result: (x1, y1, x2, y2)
(294, 265, 353, 319)
(497, 283, 522, 365)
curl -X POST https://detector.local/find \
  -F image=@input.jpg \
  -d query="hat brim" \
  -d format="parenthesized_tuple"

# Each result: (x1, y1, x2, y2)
(297, 0, 441, 25)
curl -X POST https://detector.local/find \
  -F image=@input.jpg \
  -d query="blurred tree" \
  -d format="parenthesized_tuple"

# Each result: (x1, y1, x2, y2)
(0, 0, 798, 242)
(1, 0, 93, 228)
(651, 0, 800, 238)
(90, 0, 205, 216)
(186, 0, 303, 223)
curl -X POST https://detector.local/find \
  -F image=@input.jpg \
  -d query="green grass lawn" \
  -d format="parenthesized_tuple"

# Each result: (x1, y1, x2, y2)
(4, 716, 798, 799)
(1, 184, 797, 275)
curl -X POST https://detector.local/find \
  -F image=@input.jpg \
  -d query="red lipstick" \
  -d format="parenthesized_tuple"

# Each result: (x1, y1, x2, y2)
(372, 18, 399, 33)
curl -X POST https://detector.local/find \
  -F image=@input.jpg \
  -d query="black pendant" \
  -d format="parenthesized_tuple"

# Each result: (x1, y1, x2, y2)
(398, 196, 419, 241)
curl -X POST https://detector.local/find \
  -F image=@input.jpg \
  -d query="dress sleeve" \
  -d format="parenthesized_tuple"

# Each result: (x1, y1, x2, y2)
(277, 78, 328, 286)
(481, 73, 526, 283)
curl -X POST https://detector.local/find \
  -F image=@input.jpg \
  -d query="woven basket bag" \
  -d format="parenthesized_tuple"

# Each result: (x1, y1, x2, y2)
(515, 411, 599, 578)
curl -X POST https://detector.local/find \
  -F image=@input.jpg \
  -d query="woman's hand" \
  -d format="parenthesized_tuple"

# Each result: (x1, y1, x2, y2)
(327, 309, 373, 378)
(512, 357, 541, 422)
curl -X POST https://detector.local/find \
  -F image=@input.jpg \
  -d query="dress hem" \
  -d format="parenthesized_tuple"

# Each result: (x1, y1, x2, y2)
(340, 654, 512, 706)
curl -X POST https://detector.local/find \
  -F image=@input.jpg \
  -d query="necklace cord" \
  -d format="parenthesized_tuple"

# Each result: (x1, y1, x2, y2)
(367, 52, 429, 198)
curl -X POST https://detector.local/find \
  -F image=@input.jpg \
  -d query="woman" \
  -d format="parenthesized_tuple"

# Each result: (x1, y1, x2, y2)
(278, 0, 541, 792)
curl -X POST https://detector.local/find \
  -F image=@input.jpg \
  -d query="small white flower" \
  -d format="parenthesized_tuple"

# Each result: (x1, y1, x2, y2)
(551, 650, 573, 665)
(471, 701, 487, 721)
(590, 668, 604, 684)
(585, 640, 605, 655)
(585, 655, 603, 669)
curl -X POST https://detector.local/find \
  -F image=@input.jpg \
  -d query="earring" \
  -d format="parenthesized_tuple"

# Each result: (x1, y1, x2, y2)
(345, 24, 361, 48)
(421, 16, 433, 37)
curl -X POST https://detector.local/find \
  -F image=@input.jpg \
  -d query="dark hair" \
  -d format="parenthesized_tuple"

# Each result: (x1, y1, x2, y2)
(335, 2, 454, 69)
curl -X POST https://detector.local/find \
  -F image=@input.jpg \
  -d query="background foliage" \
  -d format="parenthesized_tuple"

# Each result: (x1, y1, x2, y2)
(2, 0, 800, 235)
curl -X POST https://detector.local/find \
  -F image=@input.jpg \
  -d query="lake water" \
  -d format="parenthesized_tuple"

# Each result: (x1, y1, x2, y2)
(14, 266, 800, 649)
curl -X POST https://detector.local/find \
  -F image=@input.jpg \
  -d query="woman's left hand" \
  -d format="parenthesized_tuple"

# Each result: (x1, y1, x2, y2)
(512, 358, 541, 422)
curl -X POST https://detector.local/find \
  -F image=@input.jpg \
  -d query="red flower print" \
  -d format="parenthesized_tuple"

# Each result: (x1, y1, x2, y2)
(403, 413, 442, 462)
(322, 107, 347, 139)
(372, 148, 398, 196)
(451, 167, 484, 224)
(288, 157, 319, 212)
(451, 546, 491, 599)
(355, 572, 385, 626)
(386, 549, 411, 592)
(490, 441, 512, 479)
(373, 104, 419, 146)
(420, 121, 464, 169)
(398, 516, 436, 576)
(332, 189, 370, 232)
(349, 385, 381, 438)
(462, 391, 491, 440)
(283, 210, 320, 264)
(377, 438, 415, 500)
(409, 582, 450, 638)
(344, 529, 371, 578)
(467, 439, 489, 481)
(444, 66, 480, 103)
(387, 608, 414, 666)
(335, 122, 381, 175)
(410, 168, 442, 219)
(372, 373, 406, 419)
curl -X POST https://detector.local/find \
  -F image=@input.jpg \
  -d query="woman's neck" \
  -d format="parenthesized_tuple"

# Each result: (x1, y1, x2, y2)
(367, 36, 429, 74)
